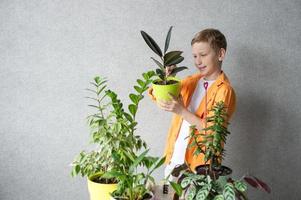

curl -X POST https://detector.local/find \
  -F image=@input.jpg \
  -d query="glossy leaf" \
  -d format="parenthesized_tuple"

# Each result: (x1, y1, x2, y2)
(170, 181, 183, 196)
(164, 26, 173, 54)
(151, 57, 164, 70)
(141, 30, 163, 57)
(170, 66, 188, 76)
(164, 51, 183, 66)
(165, 56, 184, 66)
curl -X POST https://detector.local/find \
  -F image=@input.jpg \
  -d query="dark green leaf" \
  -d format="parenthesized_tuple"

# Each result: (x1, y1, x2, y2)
(151, 57, 164, 70)
(129, 94, 138, 104)
(164, 51, 183, 66)
(128, 104, 137, 117)
(140, 30, 163, 57)
(166, 56, 184, 66)
(164, 26, 173, 54)
(170, 66, 188, 76)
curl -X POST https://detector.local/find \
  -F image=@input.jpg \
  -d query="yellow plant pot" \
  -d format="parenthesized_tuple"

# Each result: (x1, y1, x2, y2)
(152, 77, 181, 101)
(87, 174, 118, 200)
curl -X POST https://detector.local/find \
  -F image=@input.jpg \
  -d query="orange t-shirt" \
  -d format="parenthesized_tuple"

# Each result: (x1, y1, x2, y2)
(148, 71, 236, 171)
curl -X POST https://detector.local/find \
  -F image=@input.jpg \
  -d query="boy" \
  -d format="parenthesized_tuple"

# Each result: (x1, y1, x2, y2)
(149, 28, 236, 180)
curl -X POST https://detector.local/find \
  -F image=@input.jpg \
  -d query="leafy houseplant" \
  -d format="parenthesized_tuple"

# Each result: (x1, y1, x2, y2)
(141, 26, 188, 100)
(169, 102, 271, 200)
(103, 149, 165, 200)
(71, 71, 156, 200)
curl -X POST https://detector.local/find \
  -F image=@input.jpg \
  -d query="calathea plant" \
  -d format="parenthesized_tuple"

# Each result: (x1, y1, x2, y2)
(169, 102, 271, 200)
(140, 26, 188, 85)
(71, 70, 156, 184)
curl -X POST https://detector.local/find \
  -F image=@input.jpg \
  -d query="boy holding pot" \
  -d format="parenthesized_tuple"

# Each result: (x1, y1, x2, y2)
(148, 28, 236, 180)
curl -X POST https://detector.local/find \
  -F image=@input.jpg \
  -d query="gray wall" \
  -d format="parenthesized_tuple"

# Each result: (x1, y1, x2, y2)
(1, 0, 300, 199)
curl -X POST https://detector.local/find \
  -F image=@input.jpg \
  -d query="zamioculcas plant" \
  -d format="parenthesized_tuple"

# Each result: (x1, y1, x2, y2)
(141, 26, 188, 100)
(71, 71, 157, 200)
(168, 102, 271, 200)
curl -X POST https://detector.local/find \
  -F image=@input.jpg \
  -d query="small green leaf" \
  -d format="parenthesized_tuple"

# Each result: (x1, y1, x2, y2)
(134, 86, 142, 93)
(142, 73, 149, 80)
(170, 181, 182, 196)
(128, 104, 137, 116)
(137, 79, 145, 87)
(129, 93, 138, 104)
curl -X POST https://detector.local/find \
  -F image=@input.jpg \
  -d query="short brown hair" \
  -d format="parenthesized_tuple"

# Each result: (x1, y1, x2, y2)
(191, 28, 227, 53)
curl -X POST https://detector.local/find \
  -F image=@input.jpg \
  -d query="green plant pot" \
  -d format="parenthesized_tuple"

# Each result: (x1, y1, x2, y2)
(152, 77, 181, 101)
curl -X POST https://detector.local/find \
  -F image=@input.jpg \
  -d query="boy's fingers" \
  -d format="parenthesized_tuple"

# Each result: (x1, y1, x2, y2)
(168, 93, 177, 100)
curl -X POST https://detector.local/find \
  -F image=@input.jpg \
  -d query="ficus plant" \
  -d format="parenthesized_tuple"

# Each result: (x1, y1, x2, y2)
(168, 102, 271, 200)
(140, 26, 188, 85)
(71, 71, 156, 184)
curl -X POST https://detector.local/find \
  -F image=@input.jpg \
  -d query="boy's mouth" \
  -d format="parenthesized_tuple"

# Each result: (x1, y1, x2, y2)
(198, 65, 207, 70)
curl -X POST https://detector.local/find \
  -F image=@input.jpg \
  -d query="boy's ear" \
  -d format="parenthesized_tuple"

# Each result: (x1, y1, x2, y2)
(218, 48, 226, 61)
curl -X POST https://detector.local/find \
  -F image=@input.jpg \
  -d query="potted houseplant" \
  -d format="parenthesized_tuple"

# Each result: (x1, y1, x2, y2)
(71, 71, 156, 200)
(168, 102, 271, 200)
(141, 26, 188, 101)
(103, 149, 166, 200)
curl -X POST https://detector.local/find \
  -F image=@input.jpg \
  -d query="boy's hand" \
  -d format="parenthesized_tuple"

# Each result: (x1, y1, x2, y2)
(165, 65, 176, 77)
(156, 93, 185, 115)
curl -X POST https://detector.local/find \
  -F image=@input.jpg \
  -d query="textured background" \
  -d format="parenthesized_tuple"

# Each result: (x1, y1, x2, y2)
(1, 0, 300, 199)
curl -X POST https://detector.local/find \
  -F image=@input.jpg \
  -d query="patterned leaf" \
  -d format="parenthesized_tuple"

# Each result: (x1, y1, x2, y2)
(234, 181, 247, 192)
(223, 183, 235, 200)
(213, 194, 224, 200)
(196, 184, 210, 200)
(186, 185, 196, 200)
(180, 177, 192, 188)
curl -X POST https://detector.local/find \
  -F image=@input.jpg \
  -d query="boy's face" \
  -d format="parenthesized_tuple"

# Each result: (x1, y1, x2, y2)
(192, 41, 225, 80)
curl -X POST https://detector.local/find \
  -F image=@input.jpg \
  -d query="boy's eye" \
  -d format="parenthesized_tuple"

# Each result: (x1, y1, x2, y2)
(201, 54, 206, 56)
